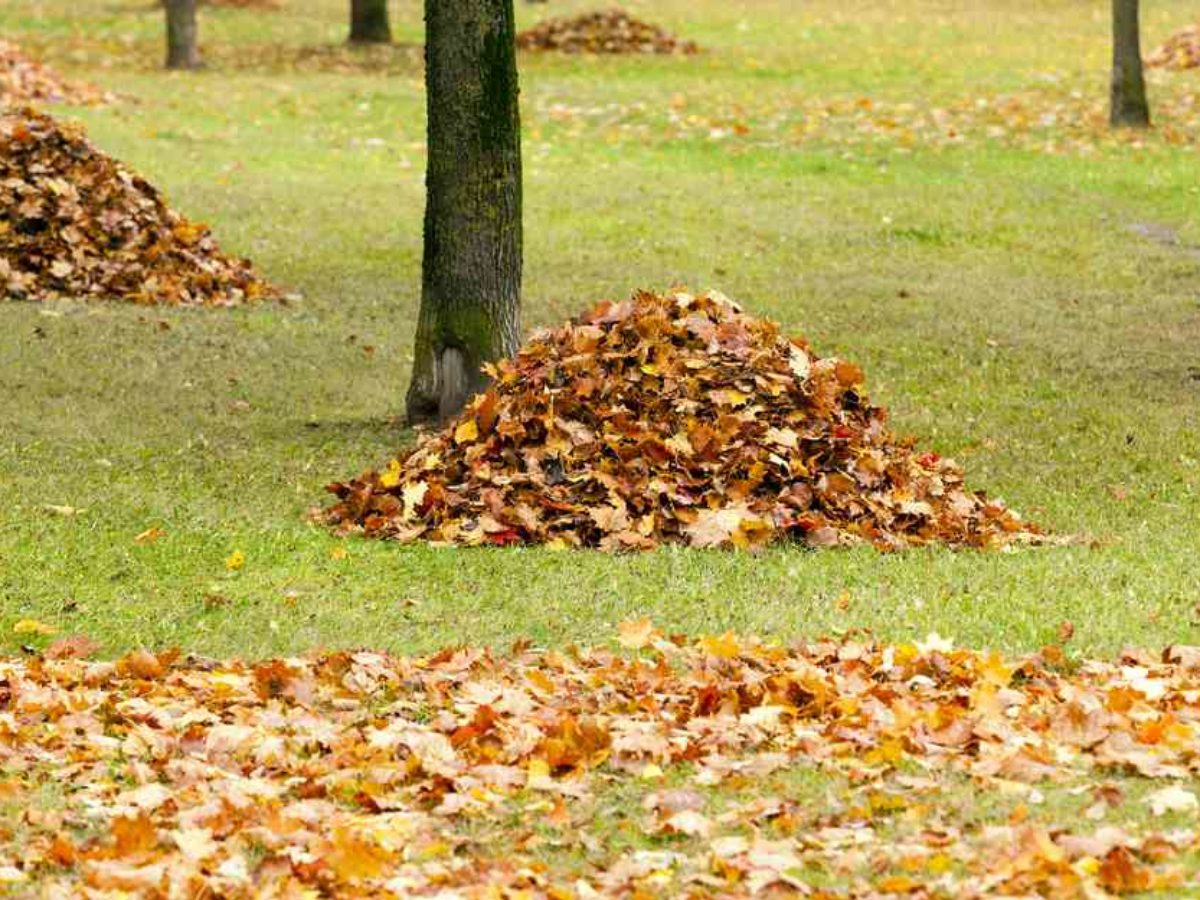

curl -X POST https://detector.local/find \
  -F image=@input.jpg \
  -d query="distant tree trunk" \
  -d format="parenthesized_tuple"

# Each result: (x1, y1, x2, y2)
(164, 0, 200, 70)
(1111, 0, 1150, 127)
(350, 0, 392, 43)
(406, 0, 522, 424)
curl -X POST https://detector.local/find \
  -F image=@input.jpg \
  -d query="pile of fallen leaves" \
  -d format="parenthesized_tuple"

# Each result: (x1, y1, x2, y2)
(516, 8, 699, 55)
(0, 107, 278, 305)
(0, 39, 113, 107)
(1148, 24, 1200, 70)
(2, 626, 1200, 896)
(326, 290, 1036, 550)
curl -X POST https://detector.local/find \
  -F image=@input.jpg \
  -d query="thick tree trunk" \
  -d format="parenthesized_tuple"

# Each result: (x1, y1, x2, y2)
(406, 0, 522, 425)
(350, 0, 392, 44)
(1110, 0, 1150, 127)
(164, 0, 200, 70)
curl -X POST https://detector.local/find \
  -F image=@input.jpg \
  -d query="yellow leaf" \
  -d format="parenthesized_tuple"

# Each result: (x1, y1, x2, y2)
(640, 763, 664, 780)
(527, 758, 553, 790)
(378, 459, 402, 489)
(225, 550, 245, 571)
(454, 419, 479, 445)
(329, 546, 348, 561)
(700, 632, 740, 659)
(13, 619, 56, 637)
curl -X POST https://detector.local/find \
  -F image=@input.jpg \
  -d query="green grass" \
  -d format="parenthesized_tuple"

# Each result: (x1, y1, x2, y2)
(1, 0, 1200, 661)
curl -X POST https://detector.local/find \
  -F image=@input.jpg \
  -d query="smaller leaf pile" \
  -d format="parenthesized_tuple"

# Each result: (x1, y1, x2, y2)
(326, 290, 1037, 550)
(516, 8, 699, 55)
(0, 107, 278, 306)
(0, 39, 114, 107)
(2, 629, 1200, 896)
(1147, 24, 1200, 70)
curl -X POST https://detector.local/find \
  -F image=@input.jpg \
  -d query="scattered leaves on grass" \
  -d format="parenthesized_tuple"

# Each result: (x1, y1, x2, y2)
(529, 81, 1200, 158)
(132, 527, 165, 546)
(1148, 23, 1200, 71)
(517, 8, 699, 55)
(0, 107, 280, 306)
(326, 290, 1039, 551)
(2, 627, 1200, 895)
(0, 39, 115, 107)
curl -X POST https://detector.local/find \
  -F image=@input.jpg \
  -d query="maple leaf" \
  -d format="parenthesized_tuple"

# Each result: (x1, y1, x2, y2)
(617, 617, 657, 649)
(44, 634, 99, 659)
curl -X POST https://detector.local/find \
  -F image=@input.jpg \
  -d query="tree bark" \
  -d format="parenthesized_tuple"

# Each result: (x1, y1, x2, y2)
(164, 0, 200, 70)
(407, 0, 522, 424)
(350, 0, 392, 44)
(1111, 0, 1150, 127)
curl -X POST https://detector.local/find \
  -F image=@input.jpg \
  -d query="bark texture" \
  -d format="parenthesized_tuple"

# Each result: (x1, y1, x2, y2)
(1110, 0, 1150, 127)
(165, 0, 200, 70)
(350, 0, 392, 44)
(407, 0, 522, 424)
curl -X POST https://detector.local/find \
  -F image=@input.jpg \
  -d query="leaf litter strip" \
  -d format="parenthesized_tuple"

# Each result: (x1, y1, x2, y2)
(2, 626, 1200, 896)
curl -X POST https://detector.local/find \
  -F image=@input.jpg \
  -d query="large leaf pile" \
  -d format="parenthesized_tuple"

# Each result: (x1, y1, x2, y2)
(516, 8, 699, 55)
(326, 290, 1037, 550)
(0, 39, 114, 107)
(1147, 24, 1200, 70)
(0, 107, 278, 306)
(2, 628, 1200, 896)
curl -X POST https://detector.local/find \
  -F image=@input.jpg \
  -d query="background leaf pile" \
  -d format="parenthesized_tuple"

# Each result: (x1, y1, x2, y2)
(0, 107, 279, 306)
(0, 39, 114, 108)
(1147, 23, 1200, 70)
(2, 628, 1200, 896)
(326, 290, 1037, 551)
(516, 8, 699, 56)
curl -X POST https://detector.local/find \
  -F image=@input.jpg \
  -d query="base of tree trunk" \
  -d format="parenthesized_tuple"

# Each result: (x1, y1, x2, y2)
(405, 346, 492, 425)
(349, 0, 392, 43)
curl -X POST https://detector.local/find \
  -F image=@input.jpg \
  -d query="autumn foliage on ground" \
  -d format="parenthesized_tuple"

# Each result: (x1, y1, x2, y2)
(3, 626, 1200, 896)
(0, 39, 113, 107)
(1148, 23, 1200, 70)
(0, 108, 278, 306)
(517, 9, 698, 56)
(326, 291, 1036, 550)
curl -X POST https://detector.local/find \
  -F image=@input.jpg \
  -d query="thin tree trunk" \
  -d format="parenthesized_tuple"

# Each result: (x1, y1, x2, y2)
(406, 0, 522, 424)
(1111, 0, 1150, 127)
(350, 0, 392, 44)
(164, 0, 200, 70)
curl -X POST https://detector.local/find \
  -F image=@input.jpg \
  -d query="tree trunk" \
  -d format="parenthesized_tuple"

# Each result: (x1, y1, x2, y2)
(1111, 0, 1150, 127)
(406, 0, 522, 425)
(164, 0, 200, 70)
(350, 0, 392, 44)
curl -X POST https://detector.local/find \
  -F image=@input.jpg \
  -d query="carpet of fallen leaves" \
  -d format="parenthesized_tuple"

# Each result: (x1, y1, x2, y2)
(1148, 24, 1200, 71)
(0, 107, 279, 306)
(3, 626, 1200, 897)
(517, 9, 699, 56)
(326, 290, 1036, 551)
(0, 39, 114, 107)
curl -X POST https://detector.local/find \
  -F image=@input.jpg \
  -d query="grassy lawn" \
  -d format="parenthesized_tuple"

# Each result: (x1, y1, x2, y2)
(3, 1, 1200, 895)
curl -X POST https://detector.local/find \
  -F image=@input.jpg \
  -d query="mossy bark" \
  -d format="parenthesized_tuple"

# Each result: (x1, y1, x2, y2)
(350, 0, 391, 44)
(1110, 0, 1149, 128)
(406, 0, 522, 424)
(165, 0, 200, 70)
